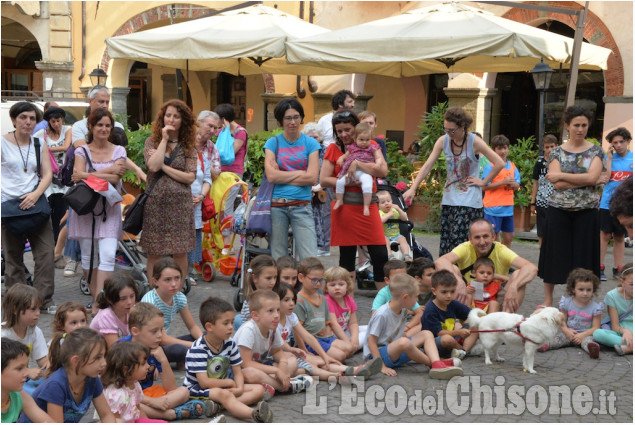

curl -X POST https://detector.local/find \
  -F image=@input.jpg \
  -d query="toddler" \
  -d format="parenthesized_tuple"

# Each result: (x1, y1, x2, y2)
(1, 339, 53, 423)
(141, 258, 203, 368)
(51, 302, 89, 336)
(324, 266, 363, 350)
(377, 190, 412, 261)
(593, 264, 633, 355)
(90, 272, 138, 347)
(333, 122, 383, 216)
(540, 268, 603, 358)
(1, 284, 49, 394)
(465, 257, 501, 313)
(19, 328, 115, 423)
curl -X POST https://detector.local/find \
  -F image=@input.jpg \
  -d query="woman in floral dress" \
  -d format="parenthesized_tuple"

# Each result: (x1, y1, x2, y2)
(538, 105, 604, 307)
(142, 99, 197, 285)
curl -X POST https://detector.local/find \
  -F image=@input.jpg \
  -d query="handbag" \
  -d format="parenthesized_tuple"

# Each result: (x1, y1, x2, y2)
(63, 147, 103, 216)
(246, 137, 278, 234)
(217, 126, 235, 166)
(42, 133, 60, 175)
(122, 145, 181, 235)
(198, 152, 216, 222)
(58, 143, 75, 186)
(1, 137, 52, 236)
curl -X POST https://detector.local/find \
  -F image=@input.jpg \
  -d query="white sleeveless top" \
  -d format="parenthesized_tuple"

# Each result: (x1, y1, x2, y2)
(1, 135, 44, 203)
(441, 133, 483, 208)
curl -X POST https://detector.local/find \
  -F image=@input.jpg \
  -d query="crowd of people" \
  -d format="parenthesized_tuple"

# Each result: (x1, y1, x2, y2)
(1, 87, 633, 423)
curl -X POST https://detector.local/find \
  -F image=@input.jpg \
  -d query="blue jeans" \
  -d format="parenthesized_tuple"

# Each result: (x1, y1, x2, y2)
(270, 203, 317, 260)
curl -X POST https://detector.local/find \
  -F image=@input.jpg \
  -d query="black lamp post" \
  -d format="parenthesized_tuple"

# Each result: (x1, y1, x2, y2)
(89, 67, 108, 87)
(530, 59, 554, 157)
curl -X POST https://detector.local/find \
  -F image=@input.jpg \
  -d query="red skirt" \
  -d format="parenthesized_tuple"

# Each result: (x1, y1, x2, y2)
(330, 200, 386, 247)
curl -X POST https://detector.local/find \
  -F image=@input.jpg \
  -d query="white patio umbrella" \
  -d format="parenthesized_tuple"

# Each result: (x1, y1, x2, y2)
(285, 2, 612, 77)
(105, 4, 330, 75)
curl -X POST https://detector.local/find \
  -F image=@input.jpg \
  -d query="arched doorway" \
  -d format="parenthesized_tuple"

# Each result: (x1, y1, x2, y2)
(1, 19, 42, 96)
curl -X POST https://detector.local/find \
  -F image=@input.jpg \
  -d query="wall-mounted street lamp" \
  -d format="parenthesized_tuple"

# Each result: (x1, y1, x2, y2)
(530, 58, 554, 156)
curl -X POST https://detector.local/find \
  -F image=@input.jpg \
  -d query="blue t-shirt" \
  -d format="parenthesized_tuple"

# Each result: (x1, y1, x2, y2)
(18, 367, 103, 423)
(482, 159, 521, 216)
(264, 133, 320, 201)
(599, 151, 633, 210)
(421, 300, 471, 337)
(118, 335, 162, 389)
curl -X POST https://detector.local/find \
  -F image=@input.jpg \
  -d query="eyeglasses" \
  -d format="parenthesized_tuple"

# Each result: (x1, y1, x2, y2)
(444, 127, 460, 135)
(283, 115, 302, 122)
(309, 277, 325, 285)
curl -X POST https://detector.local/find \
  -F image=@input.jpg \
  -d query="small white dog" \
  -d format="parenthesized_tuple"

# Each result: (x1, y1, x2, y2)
(467, 307, 565, 374)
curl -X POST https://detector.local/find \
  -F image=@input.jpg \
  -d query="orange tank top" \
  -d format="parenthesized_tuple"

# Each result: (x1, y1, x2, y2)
(483, 161, 516, 208)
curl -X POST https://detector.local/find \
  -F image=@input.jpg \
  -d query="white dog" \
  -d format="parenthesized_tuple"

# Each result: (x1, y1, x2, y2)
(466, 307, 565, 374)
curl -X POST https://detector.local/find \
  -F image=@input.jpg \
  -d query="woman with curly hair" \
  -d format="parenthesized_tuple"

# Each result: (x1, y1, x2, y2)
(142, 99, 197, 285)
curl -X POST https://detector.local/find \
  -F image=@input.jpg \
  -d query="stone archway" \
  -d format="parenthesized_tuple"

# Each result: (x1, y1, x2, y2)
(502, 2, 623, 97)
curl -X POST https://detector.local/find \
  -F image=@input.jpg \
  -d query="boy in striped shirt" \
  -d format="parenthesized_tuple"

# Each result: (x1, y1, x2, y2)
(184, 297, 273, 422)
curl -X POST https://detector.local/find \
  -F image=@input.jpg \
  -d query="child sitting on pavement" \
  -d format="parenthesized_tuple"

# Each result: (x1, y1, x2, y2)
(465, 257, 502, 313)
(407, 257, 436, 308)
(364, 274, 463, 378)
(183, 297, 272, 422)
(421, 270, 479, 360)
(235, 290, 313, 395)
(593, 263, 633, 355)
(377, 190, 412, 262)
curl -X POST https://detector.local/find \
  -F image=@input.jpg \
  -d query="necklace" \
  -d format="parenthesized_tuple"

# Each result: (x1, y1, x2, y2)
(1, 396, 10, 410)
(68, 378, 85, 397)
(205, 336, 223, 352)
(14, 131, 31, 173)
(450, 133, 467, 156)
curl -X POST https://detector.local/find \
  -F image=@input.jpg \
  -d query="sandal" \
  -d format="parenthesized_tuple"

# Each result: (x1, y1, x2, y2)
(174, 400, 210, 420)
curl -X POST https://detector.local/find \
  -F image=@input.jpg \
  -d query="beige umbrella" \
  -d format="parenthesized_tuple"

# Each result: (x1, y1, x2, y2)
(285, 2, 612, 77)
(105, 4, 330, 75)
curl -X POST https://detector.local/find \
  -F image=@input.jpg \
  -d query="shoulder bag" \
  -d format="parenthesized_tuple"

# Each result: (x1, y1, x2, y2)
(246, 137, 278, 234)
(217, 126, 235, 166)
(1, 137, 52, 236)
(123, 145, 181, 235)
(198, 152, 216, 222)
(63, 147, 104, 216)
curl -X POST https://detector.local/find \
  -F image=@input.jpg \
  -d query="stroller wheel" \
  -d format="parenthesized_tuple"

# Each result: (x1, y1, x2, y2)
(201, 262, 216, 282)
(233, 288, 244, 312)
(229, 271, 241, 287)
(182, 276, 193, 295)
(79, 276, 91, 295)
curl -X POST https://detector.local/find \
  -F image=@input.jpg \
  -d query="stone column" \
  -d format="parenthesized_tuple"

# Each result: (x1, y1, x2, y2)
(111, 86, 131, 119)
(260, 93, 295, 131)
(443, 87, 498, 142)
(34, 61, 74, 98)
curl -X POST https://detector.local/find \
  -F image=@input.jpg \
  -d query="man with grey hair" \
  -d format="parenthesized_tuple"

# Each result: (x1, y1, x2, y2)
(71, 86, 124, 145)
(196, 110, 221, 180)
(435, 218, 537, 313)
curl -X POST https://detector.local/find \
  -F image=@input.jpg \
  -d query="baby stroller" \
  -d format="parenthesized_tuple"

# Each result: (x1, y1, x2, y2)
(230, 188, 296, 311)
(198, 172, 248, 283)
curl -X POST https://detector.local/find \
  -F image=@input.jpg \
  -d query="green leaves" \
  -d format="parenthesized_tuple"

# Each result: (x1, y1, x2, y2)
(244, 129, 283, 186)
(507, 135, 537, 208)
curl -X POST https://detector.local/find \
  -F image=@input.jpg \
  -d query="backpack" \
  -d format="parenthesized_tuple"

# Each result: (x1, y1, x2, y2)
(58, 143, 75, 187)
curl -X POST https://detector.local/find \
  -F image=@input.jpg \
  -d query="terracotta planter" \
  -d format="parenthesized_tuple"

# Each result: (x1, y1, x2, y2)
(513, 205, 532, 232)
(408, 198, 442, 232)
(123, 182, 143, 197)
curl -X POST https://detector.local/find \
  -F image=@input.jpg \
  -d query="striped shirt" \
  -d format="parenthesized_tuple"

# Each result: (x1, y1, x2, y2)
(141, 289, 187, 333)
(183, 335, 242, 398)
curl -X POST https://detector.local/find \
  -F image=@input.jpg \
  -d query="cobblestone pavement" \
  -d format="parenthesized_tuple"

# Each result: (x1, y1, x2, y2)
(10, 234, 633, 422)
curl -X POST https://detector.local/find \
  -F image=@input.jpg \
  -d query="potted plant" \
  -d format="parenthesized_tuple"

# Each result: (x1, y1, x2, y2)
(507, 135, 537, 232)
(122, 123, 152, 195)
(243, 129, 282, 186)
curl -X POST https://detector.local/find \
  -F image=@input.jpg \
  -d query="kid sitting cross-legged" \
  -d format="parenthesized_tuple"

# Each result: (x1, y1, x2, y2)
(235, 290, 313, 394)
(122, 302, 215, 421)
(593, 263, 633, 355)
(294, 257, 355, 362)
(1, 339, 53, 423)
(465, 257, 502, 313)
(364, 274, 463, 378)
(184, 297, 272, 423)
(421, 270, 479, 360)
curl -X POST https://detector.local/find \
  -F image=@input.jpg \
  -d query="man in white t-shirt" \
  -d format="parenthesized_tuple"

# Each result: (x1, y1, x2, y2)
(317, 89, 355, 148)
(71, 86, 124, 145)
(435, 218, 537, 313)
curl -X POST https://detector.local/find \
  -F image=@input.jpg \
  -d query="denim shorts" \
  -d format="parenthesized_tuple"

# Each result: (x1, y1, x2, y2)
(375, 342, 412, 368)
(306, 336, 336, 355)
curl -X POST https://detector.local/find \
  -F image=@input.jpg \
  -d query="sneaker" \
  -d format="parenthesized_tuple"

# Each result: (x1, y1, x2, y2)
(600, 264, 607, 282)
(287, 374, 313, 394)
(614, 344, 625, 356)
(40, 305, 57, 314)
(54, 255, 67, 269)
(404, 254, 413, 263)
(345, 357, 383, 378)
(451, 349, 467, 360)
(613, 266, 623, 279)
(429, 360, 463, 380)
(438, 358, 462, 367)
(587, 341, 600, 359)
(209, 414, 226, 423)
(63, 260, 78, 277)
(251, 401, 273, 423)
(174, 400, 208, 420)
(203, 400, 221, 417)
(261, 383, 275, 401)
(317, 249, 331, 257)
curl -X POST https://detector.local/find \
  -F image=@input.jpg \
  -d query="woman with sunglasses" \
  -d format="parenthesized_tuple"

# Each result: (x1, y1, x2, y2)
(320, 110, 389, 289)
(403, 107, 504, 257)
(264, 98, 321, 260)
